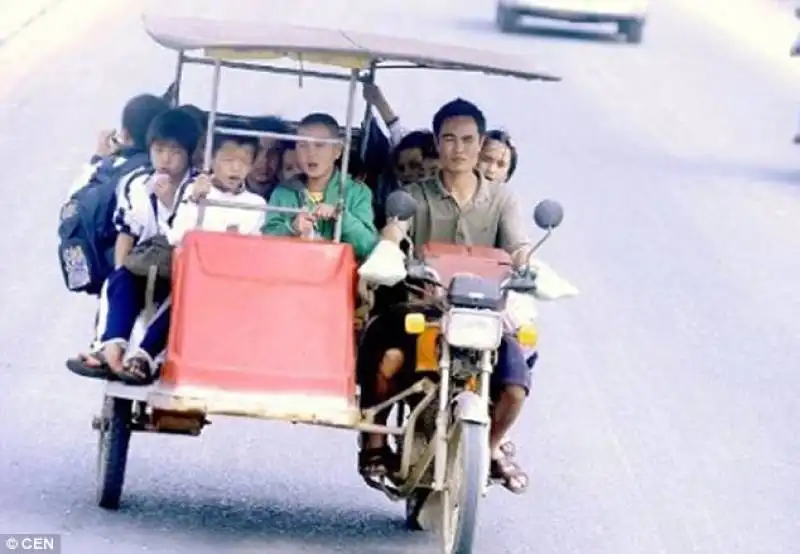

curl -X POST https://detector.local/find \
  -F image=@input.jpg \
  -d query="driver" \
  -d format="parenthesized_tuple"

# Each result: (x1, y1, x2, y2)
(357, 98, 535, 494)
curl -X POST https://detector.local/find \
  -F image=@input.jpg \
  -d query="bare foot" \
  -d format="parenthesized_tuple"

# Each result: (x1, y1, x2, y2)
(102, 342, 125, 373)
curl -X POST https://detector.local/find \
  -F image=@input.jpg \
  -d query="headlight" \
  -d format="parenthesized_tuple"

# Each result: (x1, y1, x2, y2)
(444, 308, 503, 350)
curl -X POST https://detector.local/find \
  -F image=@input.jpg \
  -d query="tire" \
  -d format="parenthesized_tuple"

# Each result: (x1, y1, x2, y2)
(618, 19, 644, 44)
(442, 420, 488, 554)
(495, 5, 518, 33)
(405, 488, 431, 531)
(96, 395, 132, 510)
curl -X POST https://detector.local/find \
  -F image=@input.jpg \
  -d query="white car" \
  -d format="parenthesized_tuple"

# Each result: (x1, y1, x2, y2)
(495, 0, 649, 44)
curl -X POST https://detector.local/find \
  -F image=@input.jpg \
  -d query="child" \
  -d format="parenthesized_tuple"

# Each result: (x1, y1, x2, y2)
(392, 130, 438, 185)
(67, 108, 202, 380)
(263, 112, 379, 261)
(59, 95, 170, 299)
(116, 131, 266, 385)
(478, 129, 518, 185)
(176, 104, 209, 170)
(279, 141, 300, 182)
(66, 94, 170, 199)
(246, 116, 292, 200)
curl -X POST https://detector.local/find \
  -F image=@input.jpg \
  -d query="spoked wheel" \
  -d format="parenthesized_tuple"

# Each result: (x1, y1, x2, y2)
(440, 420, 488, 554)
(405, 488, 431, 531)
(96, 395, 132, 510)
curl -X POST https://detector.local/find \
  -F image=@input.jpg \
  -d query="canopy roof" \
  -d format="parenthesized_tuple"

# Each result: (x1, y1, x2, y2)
(143, 14, 561, 82)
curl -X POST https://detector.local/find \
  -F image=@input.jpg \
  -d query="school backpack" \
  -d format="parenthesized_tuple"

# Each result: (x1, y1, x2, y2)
(57, 154, 150, 295)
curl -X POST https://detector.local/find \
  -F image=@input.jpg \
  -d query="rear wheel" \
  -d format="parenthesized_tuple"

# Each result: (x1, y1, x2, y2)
(96, 395, 132, 510)
(618, 19, 645, 44)
(441, 420, 488, 554)
(495, 5, 518, 33)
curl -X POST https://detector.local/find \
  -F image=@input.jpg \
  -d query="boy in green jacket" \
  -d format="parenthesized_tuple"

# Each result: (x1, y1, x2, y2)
(262, 112, 379, 260)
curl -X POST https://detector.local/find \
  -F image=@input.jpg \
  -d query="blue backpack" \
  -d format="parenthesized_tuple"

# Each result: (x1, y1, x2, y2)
(57, 154, 150, 295)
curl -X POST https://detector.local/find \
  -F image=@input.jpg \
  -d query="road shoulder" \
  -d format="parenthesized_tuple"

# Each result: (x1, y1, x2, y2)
(0, 0, 129, 96)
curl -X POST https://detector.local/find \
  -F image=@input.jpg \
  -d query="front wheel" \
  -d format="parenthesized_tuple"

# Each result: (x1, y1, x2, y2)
(441, 420, 488, 554)
(405, 488, 431, 531)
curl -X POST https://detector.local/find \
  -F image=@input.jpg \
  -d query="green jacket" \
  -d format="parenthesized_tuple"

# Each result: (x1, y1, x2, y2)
(261, 171, 379, 260)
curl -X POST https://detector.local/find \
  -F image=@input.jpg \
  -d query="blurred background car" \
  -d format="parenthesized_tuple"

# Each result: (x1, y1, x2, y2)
(495, 0, 650, 44)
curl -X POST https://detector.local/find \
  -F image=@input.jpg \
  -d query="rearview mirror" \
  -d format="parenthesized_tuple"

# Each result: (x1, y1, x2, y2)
(385, 189, 418, 221)
(533, 199, 564, 230)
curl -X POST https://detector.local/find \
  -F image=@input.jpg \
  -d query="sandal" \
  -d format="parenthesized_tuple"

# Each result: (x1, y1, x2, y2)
(499, 440, 516, 458)
(358, 446, 399, 478)
(490, 455, 529, 495)
(66, 351, 117, 380)
(116, 356, 158, 386)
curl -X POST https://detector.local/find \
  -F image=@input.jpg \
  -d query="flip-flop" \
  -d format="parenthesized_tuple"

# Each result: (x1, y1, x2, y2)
(115, 356, 158, 386)
(499, 440, 516, 458)
(490, 456, 529, 495)
(358, 446, 399, 478)
(66, 352, 117, 380)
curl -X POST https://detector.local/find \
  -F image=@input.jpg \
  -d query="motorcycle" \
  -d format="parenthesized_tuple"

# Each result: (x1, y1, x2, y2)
(357, 190, 578, 551)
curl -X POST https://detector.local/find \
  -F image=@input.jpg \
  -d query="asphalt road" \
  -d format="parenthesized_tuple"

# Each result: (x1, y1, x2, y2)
(1, 1, 798, 553)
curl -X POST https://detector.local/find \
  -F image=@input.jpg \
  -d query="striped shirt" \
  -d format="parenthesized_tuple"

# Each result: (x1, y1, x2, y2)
(113, 169, 196, 245)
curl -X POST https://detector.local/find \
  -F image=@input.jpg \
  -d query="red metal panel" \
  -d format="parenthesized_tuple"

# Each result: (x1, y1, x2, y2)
(163, 231, 357, 400)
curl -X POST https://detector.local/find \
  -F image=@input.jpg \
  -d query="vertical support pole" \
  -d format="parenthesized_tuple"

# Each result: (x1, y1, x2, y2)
(359, 62, 377, 162)
(333, 68, 359, 242)
(433, 344, 451, 491)
(202, 59, 222, 173)
(172, 50, 185, 107)
(198, 59, 222, 228)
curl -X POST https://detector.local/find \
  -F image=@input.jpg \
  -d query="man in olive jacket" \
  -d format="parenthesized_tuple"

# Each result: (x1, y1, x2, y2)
(262, 112, 379, 260)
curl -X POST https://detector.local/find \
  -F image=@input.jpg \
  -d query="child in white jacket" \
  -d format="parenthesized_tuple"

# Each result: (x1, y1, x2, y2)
(116, 131, 266, 384)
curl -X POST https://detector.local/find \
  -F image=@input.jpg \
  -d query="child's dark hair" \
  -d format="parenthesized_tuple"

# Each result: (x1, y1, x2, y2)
(122, 94, 171, 150)
(252, 115, 293, 159)
(338, 148, 366, 180)
(419, 132, 437, 159)
(251, 115, 292, 136)
(146, 108, 202, 157)
(432, 98, 486, 137)
(298, 112, 341, 138)
(177, 104, 208, 131)
(212, 123, 260, 160)
(393, 130, 437, 164)
(484, 129, 518, 180)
